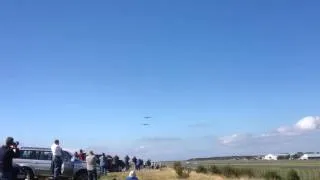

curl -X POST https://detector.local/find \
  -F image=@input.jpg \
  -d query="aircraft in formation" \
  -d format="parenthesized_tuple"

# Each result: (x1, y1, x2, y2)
(141, 116, 152, 126)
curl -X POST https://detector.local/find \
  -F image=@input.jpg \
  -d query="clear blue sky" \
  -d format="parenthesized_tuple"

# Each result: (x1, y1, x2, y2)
(1, 0, 320, 160)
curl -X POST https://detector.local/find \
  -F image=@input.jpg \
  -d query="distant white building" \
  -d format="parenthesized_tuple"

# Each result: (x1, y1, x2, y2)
(263, 153, 290, 160)
(300, 154, 320, 160)
(263, 154, 277, 160)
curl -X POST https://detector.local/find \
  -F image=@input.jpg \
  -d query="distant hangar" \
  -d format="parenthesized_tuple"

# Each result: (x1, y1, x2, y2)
(263, 153, 320, 160)
(299, 154, 320, 160)
(263, 153, 290, 160)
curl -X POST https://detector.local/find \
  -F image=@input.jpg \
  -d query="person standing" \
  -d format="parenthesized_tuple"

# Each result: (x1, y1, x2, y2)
(0, 137, 20, 180)
(132, 156, 137, 170)
(51, 139, 63, 180)
(99, 153, 107, 175)
(124, 155, 130, 171)
(71, 152, 79, 162)
(135, 159, 142, 171)
(74, 152, 79, 159)
(79, 149, 86, 161)
(86, 151, 97, 180)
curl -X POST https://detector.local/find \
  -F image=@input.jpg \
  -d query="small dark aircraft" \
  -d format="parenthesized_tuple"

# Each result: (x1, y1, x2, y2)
(141, 123, 150, 126)
(144, 116, 152, 119)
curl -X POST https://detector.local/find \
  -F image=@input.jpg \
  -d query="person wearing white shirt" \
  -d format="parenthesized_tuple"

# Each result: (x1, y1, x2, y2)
(86, 151, 98, 180)
(51, 140, 63, 180)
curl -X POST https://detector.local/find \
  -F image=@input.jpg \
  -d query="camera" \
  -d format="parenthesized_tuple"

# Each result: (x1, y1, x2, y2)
(12, 141, 19, 147)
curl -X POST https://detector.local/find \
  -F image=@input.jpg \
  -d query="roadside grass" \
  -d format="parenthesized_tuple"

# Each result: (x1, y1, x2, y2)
(100, 160, 320, 180)
(100, 168, 224, 180)
(166, 160, 320, 180)
(192, 165, 320, 180)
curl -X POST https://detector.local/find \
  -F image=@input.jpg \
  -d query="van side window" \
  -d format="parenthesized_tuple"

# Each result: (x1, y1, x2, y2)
(20, 150, 38, 160)
(30, 151, 38, 159)
(39, 151, 53, 160)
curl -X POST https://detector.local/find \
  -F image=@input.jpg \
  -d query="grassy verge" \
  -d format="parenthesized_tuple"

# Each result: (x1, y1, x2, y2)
(100, 168, 224, 180)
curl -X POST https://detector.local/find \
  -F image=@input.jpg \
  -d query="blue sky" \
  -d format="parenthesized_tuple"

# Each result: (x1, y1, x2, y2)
(1, 0, 320, 160)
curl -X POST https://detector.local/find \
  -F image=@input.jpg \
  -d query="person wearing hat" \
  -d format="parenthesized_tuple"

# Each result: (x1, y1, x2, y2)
(0, 137, 20, 180)
(126, 170, 139, 180)
(86, 151, 98, 180)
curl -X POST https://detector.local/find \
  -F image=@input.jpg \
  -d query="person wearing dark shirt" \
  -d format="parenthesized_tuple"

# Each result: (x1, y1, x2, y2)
(0, 137, 20, 180)
(99, 153, 107, 175)
(132, 156, 137, 170)
(74, 152, 79, 159)
(124, 155, 130, 171)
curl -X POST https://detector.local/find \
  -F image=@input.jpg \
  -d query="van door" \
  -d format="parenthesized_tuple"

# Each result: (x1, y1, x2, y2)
(37, 151, 53, 177)
(14, 150, 38, 177)
(61, 151, 74, 177)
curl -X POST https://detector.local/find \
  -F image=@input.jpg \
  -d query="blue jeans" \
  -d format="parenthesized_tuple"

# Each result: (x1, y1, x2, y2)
(87, 169, 97, 180)
(100, 166, 107, 175)
(52, 156, 62, 180)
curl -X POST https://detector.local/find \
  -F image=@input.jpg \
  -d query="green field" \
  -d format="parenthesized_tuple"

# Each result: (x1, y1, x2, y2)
(168, 160, 320, 179)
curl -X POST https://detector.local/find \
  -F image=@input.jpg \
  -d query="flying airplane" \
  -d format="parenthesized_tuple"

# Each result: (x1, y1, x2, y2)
(141, 123, 150, 126)
(144, 116, 152, 119)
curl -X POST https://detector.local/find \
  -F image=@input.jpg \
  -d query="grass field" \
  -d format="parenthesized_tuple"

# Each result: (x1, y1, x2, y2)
(100, 160, 320, 180)
(187, 159, 320, 167)
(100, 168, 225, 180)
(179, 160, 320, 180)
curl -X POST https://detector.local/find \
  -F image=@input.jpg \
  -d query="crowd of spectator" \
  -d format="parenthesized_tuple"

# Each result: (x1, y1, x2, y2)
(0, 137, 163, 180)
(73, 149, 161, 172)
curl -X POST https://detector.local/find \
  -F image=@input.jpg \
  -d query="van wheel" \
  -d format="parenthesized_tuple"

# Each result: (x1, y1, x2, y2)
(24, 169, 34, 180)
(76, 172, 87, 180)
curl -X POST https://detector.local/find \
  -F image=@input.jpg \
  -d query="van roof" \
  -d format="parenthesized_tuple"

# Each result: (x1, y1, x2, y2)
(20, 147, 51, 151)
